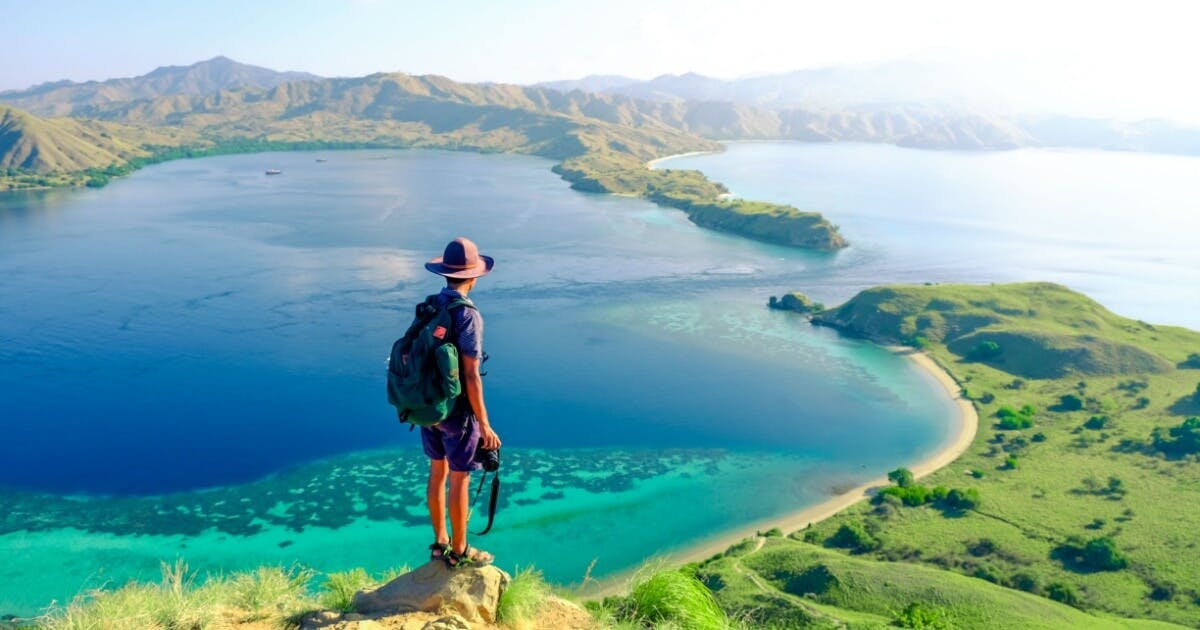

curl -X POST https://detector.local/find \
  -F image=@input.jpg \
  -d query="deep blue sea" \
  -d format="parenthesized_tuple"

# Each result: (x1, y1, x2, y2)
(3, 142, 1193, 614)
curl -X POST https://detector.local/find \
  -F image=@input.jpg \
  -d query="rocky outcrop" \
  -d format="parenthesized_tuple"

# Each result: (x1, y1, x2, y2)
(351, 561, 509, 624)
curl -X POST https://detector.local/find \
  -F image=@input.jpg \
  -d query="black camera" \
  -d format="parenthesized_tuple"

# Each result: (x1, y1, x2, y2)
(475, 439, 500, 472)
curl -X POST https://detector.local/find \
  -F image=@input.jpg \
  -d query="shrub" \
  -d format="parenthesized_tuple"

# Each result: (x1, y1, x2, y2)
(895, 601, 949, 628)
(1032, 432, 1047, 443)
(888, 467, 915, 488)
(1083, 415, 1109, 430)
(827, 522, 881, 553)
(1083, 537, 1127, 571)
(943, 488, 981, 510)
(1151, 417, 1200, 456)
(1194, 382, 1200, 404)
(1047, 582, 1081, 607)
(1058, 536, 1128, 571)
(1058, 394, 1084, 411)
(1002, 455, 1019, 470)
(1150, 582, 1176, 601)
(225, 566, 313, 620)
(1010, 571, 1040, 594)
(629, 569, 726, 630)
(996, 404, 1035, 430)
(967, 340, 1002, 360)
(1183, 353, 1200, 369)
(497, 567, 551, 626)
(320, 569, 375, 612)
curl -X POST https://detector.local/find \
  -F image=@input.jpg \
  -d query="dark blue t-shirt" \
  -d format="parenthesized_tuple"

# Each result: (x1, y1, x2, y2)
(435, 287, 483, 419)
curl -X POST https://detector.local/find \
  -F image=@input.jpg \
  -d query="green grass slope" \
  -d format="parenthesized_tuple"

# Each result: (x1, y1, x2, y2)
(699, 538, 1183, 629)
(0, 105, 191, 190)
(781, 282, 1200, 626)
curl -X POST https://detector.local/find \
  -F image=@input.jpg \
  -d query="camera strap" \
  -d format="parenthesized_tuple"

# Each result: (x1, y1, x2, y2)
(472, 471, 500, 535)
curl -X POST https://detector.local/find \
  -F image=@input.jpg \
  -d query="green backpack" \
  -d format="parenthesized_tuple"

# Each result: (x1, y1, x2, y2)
(386, 295, 475, 426)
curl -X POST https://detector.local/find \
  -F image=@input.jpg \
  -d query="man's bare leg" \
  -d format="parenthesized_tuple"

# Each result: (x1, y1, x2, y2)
(428, 459, 450, 548)
(449, 470, 493, 563)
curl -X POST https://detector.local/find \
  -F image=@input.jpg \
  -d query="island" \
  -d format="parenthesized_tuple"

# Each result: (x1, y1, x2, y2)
(682, 282, 1200, 627)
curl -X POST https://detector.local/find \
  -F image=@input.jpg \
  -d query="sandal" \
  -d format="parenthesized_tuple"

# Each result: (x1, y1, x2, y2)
(429, 541, 449, 561)
(444, 544, 493, 569)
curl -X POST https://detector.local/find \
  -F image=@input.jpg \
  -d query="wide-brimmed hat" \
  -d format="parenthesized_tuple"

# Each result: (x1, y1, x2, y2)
(424, 237, 495, 279)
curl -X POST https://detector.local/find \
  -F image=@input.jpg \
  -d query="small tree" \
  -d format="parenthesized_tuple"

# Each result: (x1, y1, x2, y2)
(1151, 417, 1200, 456)
(1082, 537, 1127, 571)
(1059, 394, 1084, 411)
(967, 340, 1002, 360)
(828, 522, 880, 553)
(888, 467, 915, 488)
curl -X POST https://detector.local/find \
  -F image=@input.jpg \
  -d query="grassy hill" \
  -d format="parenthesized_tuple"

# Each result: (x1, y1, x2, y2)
(698, 537, 1182, 628)
(709, 282, 1200, 626)
(0, 106, 192, 190)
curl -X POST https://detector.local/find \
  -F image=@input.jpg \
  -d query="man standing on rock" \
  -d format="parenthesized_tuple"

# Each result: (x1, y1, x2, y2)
(421, 237, 501, 568)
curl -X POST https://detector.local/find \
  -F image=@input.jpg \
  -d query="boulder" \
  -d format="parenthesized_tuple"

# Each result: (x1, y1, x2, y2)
(351, 560, 510, 624)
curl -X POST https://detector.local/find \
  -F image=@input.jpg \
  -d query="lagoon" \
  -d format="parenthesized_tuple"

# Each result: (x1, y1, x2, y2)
(0, 145, 1027, 614)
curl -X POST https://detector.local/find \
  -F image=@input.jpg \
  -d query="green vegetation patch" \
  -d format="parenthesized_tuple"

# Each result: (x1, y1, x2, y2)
(699, 539, 1176, 629)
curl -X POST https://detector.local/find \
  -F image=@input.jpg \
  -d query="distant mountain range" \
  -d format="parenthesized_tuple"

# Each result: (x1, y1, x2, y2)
(4, 56, 1200, 188)
(0, 56, 321, 118)
(535, 59, 1001, 110)
(537, 67, 1200, 156)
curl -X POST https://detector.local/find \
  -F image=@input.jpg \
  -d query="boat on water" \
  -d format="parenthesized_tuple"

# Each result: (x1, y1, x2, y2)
(265, 169, 282, 175)
(315, 159, 327, 163)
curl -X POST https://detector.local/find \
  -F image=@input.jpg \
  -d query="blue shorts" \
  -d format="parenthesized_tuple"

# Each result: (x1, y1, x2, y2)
(421, 415, 481, 472)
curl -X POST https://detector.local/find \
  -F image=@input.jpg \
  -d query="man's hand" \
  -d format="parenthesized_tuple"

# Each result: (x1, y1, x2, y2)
(462, 354, 499, 450)
(479, 421, 502, 451)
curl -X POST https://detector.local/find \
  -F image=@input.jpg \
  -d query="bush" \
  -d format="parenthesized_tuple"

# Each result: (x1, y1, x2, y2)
(894, 601, 949, 628)
(497, 567, 550, 625)
(628, 569, 726, 630)
(967, 340, 1002, 361)
(1047, 582, 1081, 607)
(1151, 417, 1200, 456)
(1082, 537, 1128, 570)
(1183, 353, 1200, 369)
(1058, 394, 1084, 411)
(1058, 536, 1128, 572)
(827, 522, 881, 553)
(888, 467, 915, 488)
(943, 488, 981, 510)
(996, 404, 1036, 430)
(1003, 455, 1020, 470)
(1083, 415, 1109, 430)
(1010, 571, 1040, 594)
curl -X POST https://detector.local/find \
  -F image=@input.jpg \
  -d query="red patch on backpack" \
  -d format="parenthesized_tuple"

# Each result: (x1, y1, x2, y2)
(432, 326, 447, 340)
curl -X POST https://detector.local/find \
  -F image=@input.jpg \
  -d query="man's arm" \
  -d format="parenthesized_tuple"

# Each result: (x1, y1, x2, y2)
(462, 354, 500, 450)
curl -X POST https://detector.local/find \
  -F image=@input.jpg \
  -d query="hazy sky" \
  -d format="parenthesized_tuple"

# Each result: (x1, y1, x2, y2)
(3, 0, 1198, 121)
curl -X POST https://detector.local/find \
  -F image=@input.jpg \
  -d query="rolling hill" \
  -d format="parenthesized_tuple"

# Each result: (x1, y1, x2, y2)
(0, 56, 321, 118)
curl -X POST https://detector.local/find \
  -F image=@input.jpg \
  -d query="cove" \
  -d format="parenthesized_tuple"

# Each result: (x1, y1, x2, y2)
(0, 150, 957, 615)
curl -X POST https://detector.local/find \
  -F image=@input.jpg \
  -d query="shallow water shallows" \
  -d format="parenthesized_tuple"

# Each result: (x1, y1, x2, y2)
(0, 149, 961, 614)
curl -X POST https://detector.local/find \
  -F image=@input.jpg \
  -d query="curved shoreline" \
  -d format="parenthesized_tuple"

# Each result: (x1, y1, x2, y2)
(580, 345, 978, 598)
(645, 150, 718, 169)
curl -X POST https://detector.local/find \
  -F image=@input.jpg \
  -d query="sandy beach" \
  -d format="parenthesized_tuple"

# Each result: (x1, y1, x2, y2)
(645, 150, 716, 169)
(580, 347, 979, 598)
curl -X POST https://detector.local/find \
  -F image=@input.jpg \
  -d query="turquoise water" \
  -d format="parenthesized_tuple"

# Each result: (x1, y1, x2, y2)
(663, 142, 1200, 329)
(0, 148, 957, 615)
